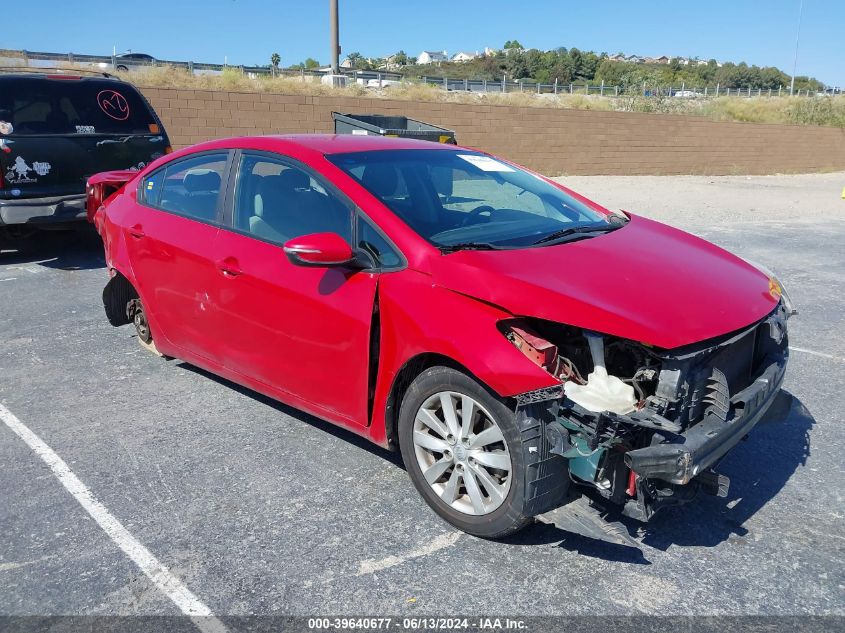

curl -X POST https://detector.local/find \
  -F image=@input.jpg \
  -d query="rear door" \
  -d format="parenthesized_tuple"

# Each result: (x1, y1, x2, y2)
(209, 151, 380, 426)
(126, 151, 232, 361)
(0, 76, 169, 200)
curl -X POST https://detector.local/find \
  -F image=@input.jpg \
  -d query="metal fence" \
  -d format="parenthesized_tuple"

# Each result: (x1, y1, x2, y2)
(2, 48, 840, 98)
(415, 76, 836, 97)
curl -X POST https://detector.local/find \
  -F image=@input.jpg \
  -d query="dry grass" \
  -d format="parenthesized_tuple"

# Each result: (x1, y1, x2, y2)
(118, 66, 371, 98)
(700, 96, 845, 127)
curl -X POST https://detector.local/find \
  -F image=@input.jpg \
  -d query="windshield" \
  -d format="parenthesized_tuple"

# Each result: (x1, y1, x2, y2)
(0, 77, 159, 136)
(327, 149, 609, 249)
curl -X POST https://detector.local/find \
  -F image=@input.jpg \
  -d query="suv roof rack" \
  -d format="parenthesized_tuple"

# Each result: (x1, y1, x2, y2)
(0, 66, 117, 79)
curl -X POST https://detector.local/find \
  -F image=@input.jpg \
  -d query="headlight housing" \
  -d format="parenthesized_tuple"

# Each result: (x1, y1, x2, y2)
(743, 259, 797, 317)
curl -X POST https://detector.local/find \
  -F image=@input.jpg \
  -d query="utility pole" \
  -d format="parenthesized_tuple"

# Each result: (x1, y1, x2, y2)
(330, 0, 340, 74)
(789, 0, 804, 95)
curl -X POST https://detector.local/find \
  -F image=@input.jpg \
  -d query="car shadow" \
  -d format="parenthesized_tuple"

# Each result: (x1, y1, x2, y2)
(494, 390, 812, 562)
(174, 361, 813, 562)
(631, 390, 814, 551)
(0, 226, 105, 270)
(176, 362, 404, 469)
(504, 519, 652, 564)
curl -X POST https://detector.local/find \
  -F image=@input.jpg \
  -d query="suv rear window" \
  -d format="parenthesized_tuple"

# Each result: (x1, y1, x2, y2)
(0, 77, 158, 136)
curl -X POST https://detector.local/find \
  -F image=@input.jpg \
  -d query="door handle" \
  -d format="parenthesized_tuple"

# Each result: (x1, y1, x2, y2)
(216, 257, 242, 277)
(129, 224, 145, 239)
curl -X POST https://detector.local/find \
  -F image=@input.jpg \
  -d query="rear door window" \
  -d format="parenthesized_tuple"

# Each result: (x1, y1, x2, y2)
(0, 77, 159, 135)
(142, 153, 228, 224)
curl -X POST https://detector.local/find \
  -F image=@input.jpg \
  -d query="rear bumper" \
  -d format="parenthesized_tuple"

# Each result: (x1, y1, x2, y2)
(0, 195, 87, 225)
(624, 355, 788, 485)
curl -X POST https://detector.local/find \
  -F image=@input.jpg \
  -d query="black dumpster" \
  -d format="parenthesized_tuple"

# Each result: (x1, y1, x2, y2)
(332, 112, 456, 144)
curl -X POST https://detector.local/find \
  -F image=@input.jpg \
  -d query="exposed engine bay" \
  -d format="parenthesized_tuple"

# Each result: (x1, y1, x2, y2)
(504, 302, 792, 521)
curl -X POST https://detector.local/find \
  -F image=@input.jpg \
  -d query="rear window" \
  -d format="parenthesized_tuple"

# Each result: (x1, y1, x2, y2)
(0, 77, 159, 136)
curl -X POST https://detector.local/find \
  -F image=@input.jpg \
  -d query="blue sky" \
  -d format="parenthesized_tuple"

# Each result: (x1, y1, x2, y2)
(9, 0, 844, 86)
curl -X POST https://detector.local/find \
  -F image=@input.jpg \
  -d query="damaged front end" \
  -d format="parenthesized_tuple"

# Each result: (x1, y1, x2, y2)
(506, 302, 792, 521)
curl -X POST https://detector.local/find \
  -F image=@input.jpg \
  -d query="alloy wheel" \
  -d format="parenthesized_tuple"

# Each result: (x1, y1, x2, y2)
(412, 391, 512, 516)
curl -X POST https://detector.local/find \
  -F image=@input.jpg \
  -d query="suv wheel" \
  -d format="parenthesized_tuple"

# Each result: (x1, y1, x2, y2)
(398, 366, 534, 538)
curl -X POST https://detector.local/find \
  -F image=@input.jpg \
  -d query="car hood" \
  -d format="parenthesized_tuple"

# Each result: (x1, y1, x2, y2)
(431, 214, 778, 349)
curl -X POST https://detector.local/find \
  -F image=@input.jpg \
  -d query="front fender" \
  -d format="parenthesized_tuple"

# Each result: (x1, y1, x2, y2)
(383, 271, 559, 396)
(367, 269, 559, 446)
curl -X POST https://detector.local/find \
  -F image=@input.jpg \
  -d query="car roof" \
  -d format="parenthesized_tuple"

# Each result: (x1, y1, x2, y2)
(0, 70, 122, 82)
(185, 134, 463, 155)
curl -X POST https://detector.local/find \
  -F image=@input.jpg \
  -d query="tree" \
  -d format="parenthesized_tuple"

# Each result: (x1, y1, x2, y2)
(290, 58, 321, 70)
(524, 49, 543, 78)
(395, 50, 408, 65)
(568, 48, 583, 78)
(549, 56, 576, 83)
(346, 51, 363, 68)
(503, 40, 524, 50)
(505, 51, 529, 79)
(270, 52, 280, 77)
(579, 51, 600, 79)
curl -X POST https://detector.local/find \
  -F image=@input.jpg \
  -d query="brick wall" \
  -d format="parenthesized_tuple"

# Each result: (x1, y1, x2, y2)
(139, 87, 845, 176)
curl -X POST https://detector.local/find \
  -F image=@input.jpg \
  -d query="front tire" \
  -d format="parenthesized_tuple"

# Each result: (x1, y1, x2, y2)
(398, 366, 534, 538)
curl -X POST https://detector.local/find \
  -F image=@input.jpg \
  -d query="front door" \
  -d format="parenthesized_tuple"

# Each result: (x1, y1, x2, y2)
(210, 152, 379, 426)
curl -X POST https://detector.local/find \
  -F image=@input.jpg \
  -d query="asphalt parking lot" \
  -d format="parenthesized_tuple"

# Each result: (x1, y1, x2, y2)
(1, 172, 844, 620)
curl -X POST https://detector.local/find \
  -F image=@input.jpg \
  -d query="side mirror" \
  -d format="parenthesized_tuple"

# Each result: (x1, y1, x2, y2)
(283, 232, 356, 267)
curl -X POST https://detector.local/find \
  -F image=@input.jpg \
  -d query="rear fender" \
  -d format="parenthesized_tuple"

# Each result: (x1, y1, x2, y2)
(97, 186, 171, 356)
(103, 253, 170, 356)
(86, 170, 139, 227)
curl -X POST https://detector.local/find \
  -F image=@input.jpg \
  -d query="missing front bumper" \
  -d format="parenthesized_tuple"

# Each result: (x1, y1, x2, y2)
(624, 358, 789, 485)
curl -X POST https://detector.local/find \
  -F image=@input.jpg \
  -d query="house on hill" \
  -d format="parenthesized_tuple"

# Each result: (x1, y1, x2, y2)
(417, 50, 449, 64)
(451, 51, 478, 63)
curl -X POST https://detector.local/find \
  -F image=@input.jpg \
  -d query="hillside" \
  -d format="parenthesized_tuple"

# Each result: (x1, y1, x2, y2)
(345, 46, 826, 93)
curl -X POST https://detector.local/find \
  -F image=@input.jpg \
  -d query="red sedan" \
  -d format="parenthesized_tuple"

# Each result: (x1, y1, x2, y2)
(88, 135, 793, 538)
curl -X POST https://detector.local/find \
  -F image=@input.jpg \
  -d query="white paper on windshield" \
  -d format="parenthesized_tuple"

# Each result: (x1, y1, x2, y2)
(457, 154, 514, 172)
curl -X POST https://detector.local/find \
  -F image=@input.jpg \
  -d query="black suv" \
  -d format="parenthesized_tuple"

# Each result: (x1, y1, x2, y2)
(0, 71, 170, 237)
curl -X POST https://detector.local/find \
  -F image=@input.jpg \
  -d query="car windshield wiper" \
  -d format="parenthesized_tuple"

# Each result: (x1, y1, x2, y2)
(532, 223, 619, 246)
(439, 241, 501, 253)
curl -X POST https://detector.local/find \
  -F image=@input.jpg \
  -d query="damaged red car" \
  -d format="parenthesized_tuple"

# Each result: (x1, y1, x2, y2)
(88, 135, 794, 538)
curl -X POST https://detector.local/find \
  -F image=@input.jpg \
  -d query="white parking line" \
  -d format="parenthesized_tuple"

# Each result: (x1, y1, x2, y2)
(789, 346, 845, 363)
(0, 402, 227, 633)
